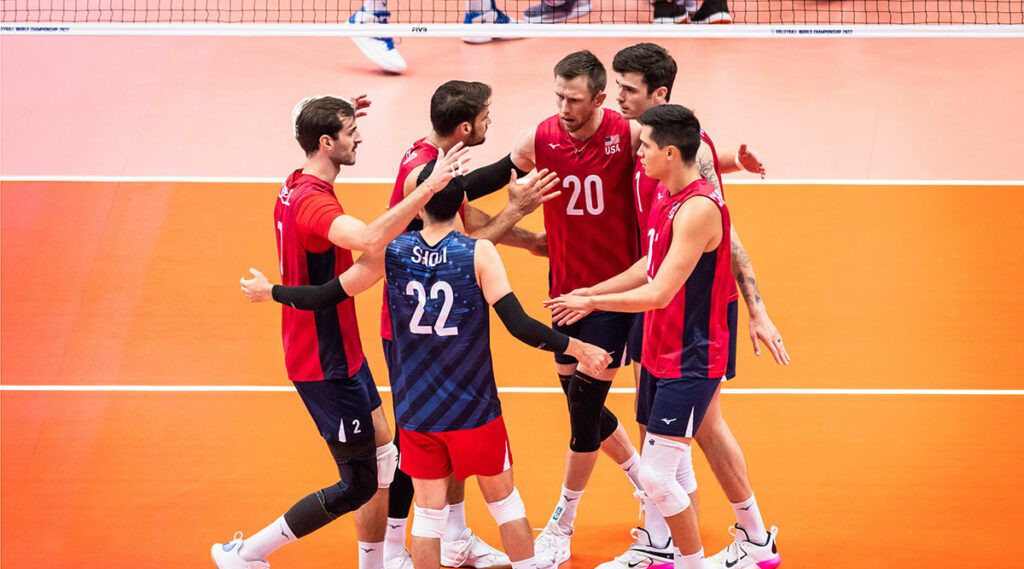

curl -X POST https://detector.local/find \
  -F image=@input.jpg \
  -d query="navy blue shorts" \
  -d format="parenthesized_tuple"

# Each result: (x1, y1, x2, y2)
(636, 368, 720, 438)
(554, 311, 634, 369)
(293, 360, 382, 443)
(628, 313, 644, 364)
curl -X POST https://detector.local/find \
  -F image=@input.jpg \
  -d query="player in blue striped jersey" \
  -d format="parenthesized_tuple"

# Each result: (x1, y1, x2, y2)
(242, 162, 611, 569)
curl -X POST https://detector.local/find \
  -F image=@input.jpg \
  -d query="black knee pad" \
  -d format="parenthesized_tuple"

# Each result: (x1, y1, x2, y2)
(319, 452, 378, 517)
(568, 371, 613, 452)
(563, 373, 618, 443)
(319, 437, 379, 516)
(558, 374, 574, 411)
(599, 406, 619, 441)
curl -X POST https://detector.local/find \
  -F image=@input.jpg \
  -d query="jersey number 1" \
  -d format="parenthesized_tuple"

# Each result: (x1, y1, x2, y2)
(406, 280, 459, 336)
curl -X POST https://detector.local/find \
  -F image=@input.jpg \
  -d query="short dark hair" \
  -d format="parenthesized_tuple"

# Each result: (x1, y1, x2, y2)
(613, 43, 677, 101)
(430, 81, 492, 136)
(554, 50, 606, 97)
(416, 160, 466, 222)
(639, 105, 701, 163)
(294, 96, 355, 155)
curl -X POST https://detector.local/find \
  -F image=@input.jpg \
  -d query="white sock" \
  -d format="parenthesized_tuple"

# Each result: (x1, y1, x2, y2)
(511, 557, 539, 569)
(361, 0, 388, 13)
(681, 0, 697, 11)
(384, 517, 408, 562)
(465, 0, 495, 12)
(444, 501, 468, 541)
(731, 495, 768, 544)
(548, 486, 583, 533)
(619, 451, 644, 492)
(358, 541, 385, 569)
(239, 516, 296, 561)
(674, 547, 704, 569)
(643, 499, 671, 547)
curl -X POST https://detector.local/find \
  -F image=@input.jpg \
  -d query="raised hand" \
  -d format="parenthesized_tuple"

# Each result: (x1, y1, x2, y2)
(350, 94, 372, 119)
(422, 141, 473, 194)
(737, 144, 766, 179)
(508, 168, 561, 216)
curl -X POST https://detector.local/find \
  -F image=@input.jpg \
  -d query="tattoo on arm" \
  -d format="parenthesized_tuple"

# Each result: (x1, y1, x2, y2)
(732, 239, 762, 306)
(697, 146, 723, 196)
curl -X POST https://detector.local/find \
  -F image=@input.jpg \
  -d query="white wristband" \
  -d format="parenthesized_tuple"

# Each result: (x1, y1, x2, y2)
(734, 150, 745, 172)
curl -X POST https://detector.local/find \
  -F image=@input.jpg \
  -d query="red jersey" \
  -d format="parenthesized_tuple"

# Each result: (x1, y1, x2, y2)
(634, 130, 723, 255)
(642, 178, 733, 380)
(535, 109, 639, 297)
(380, 139, 439, 341)
(274, 169, 365, 381)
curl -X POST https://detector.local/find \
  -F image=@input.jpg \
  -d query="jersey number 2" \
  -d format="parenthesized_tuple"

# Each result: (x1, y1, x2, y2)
(406, 280, 459, 336)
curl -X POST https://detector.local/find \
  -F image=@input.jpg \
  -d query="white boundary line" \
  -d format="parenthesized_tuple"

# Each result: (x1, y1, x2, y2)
(1, 385, 1022, 395)
(1, 23, 1023, 38)
(3, 176, 1023, 186)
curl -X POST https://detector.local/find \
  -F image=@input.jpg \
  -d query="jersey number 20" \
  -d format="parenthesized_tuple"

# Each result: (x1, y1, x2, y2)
(564, 175, 604, 216)
(406, 280, 459, 336)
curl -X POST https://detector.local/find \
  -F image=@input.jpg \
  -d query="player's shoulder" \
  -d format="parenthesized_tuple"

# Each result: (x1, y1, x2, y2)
(473, 237, 498, 258)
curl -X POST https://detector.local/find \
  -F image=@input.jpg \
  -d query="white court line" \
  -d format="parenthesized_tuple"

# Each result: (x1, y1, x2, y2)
(2, 176, 1023, 186)
(1, 385, 1021, 395)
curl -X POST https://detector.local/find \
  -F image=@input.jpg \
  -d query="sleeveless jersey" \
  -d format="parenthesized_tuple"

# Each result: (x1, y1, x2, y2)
(634, 129, 723, 256)
(642, 178, 733, 380)
(535, 109, 639, 297)
(385, 230, 500, 432)
(274, 169, 365, 381)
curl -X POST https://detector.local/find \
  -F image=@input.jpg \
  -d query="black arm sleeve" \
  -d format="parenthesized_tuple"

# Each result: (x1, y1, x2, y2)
(271, 279, 350, 311)
(493, 292, 570, 353)
(463, 154, 530, 201)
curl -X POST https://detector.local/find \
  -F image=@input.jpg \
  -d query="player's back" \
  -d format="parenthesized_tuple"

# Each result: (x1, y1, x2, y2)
(385, 230, 500, 432)
(535, 109, 639, 297)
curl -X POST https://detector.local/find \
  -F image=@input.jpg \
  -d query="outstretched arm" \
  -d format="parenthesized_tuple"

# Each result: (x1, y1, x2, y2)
(546, 197, 720, 314)
(463, 168, 559, 256)
(474, 239, 611, 374)
(240, 249, 386, 310)
(326, 143, 472, 253)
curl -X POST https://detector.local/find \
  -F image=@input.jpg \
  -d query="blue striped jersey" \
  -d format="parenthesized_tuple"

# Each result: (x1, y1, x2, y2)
(385, 230, 500, 432)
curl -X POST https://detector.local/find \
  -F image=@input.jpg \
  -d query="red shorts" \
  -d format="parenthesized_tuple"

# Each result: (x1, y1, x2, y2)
(399, 416, 512, 481)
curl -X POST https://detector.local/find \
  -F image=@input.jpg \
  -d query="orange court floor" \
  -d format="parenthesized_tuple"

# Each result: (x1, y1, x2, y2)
(3, 179, 1024, 568)
(2, 29, 1024, 569)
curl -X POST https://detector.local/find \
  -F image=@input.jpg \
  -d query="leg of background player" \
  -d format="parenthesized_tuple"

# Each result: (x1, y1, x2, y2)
(521, 0, 592, 23)
(462, 0, 519, 45)
(348, 0, 407, 74)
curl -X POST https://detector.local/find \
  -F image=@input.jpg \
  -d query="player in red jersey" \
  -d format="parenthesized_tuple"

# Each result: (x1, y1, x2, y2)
(381, 81, 557, 569)
(546, 105, 784, 569)
(571, 43, 785, 569)
(507, 50, 647, 567)
(211, 95, 471, 569)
